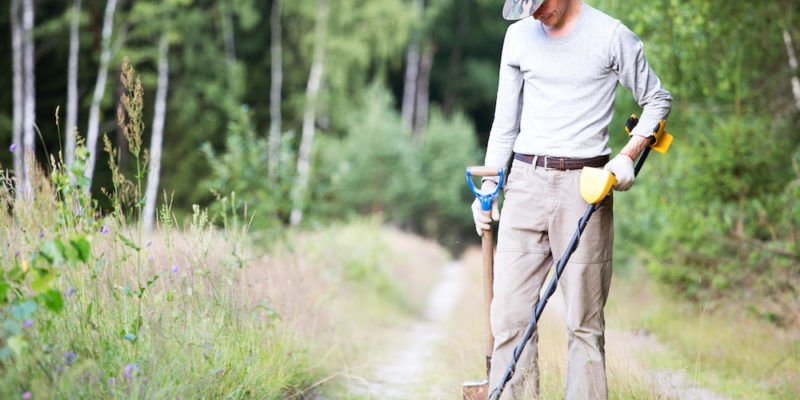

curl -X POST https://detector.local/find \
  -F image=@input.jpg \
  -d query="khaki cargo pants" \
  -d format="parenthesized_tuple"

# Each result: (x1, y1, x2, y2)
(489, 159, 613, 399)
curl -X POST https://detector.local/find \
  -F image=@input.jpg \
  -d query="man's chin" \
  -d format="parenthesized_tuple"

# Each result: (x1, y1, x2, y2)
(537, 13, 557, 25)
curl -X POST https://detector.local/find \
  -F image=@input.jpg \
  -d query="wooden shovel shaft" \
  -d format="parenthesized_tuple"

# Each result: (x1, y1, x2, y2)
(482, 210, 495, 376)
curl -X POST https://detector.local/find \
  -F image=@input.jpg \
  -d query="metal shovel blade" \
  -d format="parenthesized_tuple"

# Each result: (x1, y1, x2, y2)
(463, 380, 488, 400)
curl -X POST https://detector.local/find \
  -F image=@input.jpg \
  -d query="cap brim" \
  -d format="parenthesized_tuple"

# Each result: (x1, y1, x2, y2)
(502, 0, 545, 20)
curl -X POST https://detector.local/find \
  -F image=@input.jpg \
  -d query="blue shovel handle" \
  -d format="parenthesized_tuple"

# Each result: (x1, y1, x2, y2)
(466, 167, 505, 211)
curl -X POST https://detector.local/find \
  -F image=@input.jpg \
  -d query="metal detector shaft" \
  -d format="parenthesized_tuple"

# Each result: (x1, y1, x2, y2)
(488, 135, 658, 400)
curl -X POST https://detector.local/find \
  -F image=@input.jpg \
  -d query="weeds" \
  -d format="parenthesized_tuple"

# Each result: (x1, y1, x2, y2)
(0, 60, 315, 399)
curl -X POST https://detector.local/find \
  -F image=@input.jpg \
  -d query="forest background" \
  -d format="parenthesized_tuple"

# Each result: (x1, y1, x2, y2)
(0, 0, 799, 397)
(2, 0, 800, 331)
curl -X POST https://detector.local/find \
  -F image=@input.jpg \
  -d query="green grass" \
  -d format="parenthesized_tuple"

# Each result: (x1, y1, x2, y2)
(608, 268, 800, 399)
(0, 170, 443, 399)
(0, 61, 319, 399)
(0, 185, 318, 399)
(278, 219, 451, 398)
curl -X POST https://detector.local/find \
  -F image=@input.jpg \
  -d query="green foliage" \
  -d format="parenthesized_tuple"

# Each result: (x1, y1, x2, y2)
(312, 84, 420, 223)
(0, 229, 89, 361)
(597, 0, 800, 309)
(283, 0, 412, 133)
(308, 84, 480, 249)
(613, 111, 799, 305)
(624, 115, 796, 299)
(201, 108, 293, 235)
(417, 109, 481, 249)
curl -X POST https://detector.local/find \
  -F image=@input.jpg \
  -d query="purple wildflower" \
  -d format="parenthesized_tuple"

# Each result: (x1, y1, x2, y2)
(38, 231, 44, 238)
(65, 286, 76, 299)
(22, 319, 33, 329)
(9, 143, 18, 153)
(107, 377, 115, 385)
(100, 224, 110, 235)
(22, 391, 31, 400)
(171, 264, 180, 274)
(123, 363, 139, 379)
(217, 368, 225, 375)
(63, 351, 76, 366)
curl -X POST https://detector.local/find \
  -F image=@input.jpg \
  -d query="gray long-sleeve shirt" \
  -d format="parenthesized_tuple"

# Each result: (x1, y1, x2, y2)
(484, 2, 672, 170)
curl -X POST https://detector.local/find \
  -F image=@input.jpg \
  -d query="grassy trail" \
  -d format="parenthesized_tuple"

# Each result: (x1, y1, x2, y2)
(337, 244, 798, 399)
(5, 208, 795, 398)
(347, 262, 464, 398)
(413, 247, 679, 399)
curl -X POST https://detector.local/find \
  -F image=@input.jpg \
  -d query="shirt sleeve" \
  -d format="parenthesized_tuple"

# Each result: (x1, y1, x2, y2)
(611, 23, 672, 138)
(483, 25, 524, 180)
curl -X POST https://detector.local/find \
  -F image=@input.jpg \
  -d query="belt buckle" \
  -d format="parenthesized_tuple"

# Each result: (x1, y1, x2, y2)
(543, 157, 565, 170)
(542, 156, 556, 170)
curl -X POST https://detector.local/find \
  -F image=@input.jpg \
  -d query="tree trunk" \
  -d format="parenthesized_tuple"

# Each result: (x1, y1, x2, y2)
(401, 39, 420, 132)
(22, 0, 36, 198)
(402, 0, 424, 132)
(268, 0, 282, 181)
(413, 41, 435, 140)
(443, 3, 469, 115)
(65, 0, 82, 168)
(84, 0, 118, 191)
(10, 0, 24, 199)
(290, 0, 328, 226)
(783, 30, 800, 111)
(401, 6, 423, 133)
(143, 35, 170, 233)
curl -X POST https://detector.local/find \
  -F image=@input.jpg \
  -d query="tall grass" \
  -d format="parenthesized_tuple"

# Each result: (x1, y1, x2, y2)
(608, 268, 800, 399)
(0, 60, 316, 399)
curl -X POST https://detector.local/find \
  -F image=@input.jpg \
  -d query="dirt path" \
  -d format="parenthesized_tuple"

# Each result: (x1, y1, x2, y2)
(344, 247, 733, 399)
(349, 262, 465, 399)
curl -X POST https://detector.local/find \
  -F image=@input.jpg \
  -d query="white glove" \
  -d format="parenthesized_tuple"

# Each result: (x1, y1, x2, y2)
(604, 154, 635, 191)
(471, 181, 500, 236)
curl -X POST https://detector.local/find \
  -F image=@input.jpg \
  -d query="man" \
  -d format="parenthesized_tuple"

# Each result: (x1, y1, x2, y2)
(471, 0, 672, 398)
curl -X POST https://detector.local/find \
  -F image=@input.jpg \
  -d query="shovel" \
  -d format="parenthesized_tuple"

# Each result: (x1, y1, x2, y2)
(487, 115, 673, 400)
(462, 166, 504, 400)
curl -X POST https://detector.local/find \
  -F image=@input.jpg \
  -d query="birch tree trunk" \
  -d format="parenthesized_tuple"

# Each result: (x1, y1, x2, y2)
(84, 0, 118, 191)
(783, 30, 800, 111)
(22, 0, 36, 198)
(268, 0, 282, 181)
(143, 35, 170, 232)
(400, 0, 424, 132)
(401, 39, 420, 132)
(413, 41, 434, 140)
(290, 0, 328, 226)
(65, 0, 82, 168)
(401, 0, 421, 133)
(10, 0, 24, 199)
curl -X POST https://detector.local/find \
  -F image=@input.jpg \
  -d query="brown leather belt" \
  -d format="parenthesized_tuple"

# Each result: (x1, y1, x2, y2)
(514, 153, 609, 170)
